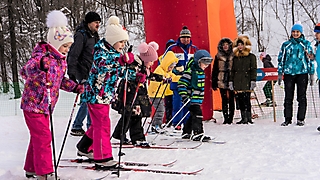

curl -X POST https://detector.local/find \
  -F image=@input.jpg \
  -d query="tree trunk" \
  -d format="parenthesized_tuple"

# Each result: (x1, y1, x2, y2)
(8, 0, 21, 98)
(0, 17, 9, 93)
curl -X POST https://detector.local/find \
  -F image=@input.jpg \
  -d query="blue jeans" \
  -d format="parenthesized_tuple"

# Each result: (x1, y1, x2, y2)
(72, 102, 91, 130)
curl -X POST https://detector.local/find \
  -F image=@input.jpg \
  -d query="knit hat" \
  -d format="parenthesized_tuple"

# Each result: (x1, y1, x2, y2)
(46, 10, 74, 50)
(85, 12, 101, 23)
(291, 21, 303, 33)
(194, 50, 213, 65)
(314, 23, 320, 33)
(105, 16, 129, 46)
(180, 26, 191, 37)
(137, 41, 159, 62)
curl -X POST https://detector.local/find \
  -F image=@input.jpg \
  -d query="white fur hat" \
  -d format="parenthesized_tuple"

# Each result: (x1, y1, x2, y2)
(105, 16, 129, 46)
(46, 10, 74, 50)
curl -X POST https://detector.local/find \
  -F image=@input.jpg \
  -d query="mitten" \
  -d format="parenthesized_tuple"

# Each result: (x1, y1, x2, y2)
(118, 52, 134, 66)
(250, 81, 256, 90)
(310, 74, 315, 86)
(40, 57, 49, 72)
(176, 66, 184, 72)
(149, 73, 163, 82)
(73, 84, 85, 94)
(136, 72, 147, 83)
(277, 74, 283, 85)
(163, 77, 172, 84)
(228, 82, 234, 91)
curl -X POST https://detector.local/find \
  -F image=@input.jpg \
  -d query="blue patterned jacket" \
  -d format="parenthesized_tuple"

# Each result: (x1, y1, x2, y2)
(278, 35, 314, 75)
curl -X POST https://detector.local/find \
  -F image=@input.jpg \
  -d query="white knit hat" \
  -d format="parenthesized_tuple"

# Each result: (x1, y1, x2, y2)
(105, 16, 129, 46)
(46, 10, 73, 50)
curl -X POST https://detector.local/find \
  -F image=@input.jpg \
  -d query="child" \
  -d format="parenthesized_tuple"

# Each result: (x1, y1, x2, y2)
(112, 41, 159, 146)
(212, 38, 235, 124)
(178, 50, 213, 142)
(229, 35, 257, 124)
(21, 10, 83, 179)
(76, 16, 132, 170)
(148, 51, 178, 133)
(259, 52, 277, 107)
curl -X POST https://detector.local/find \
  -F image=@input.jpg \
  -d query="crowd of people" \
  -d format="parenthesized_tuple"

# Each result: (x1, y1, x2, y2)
(19, 9, 320, 180)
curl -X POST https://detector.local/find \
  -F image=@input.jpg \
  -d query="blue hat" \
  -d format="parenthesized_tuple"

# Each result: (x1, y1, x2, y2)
(194, 50, 213, 65)
(291, 22, 303, 33)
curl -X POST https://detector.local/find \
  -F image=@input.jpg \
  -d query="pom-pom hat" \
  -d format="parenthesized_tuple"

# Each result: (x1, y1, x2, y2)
(314, 23, 320, 33)
(105, 16, 129, 46)
(137, 41, 159, 62)
(46, 10, 74, 50)
(180, 26, 191, 37)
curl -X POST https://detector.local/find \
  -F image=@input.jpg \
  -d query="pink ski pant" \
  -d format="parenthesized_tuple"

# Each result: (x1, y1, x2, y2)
(86, 104, 113, 160)
(23, 111, 53, 176)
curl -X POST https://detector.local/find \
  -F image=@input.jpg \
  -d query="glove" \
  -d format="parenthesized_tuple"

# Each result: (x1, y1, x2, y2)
(163, 77, 172, 84)
(149, 73, 163, 82)
(250, 81, 256, 90)
(228, 82, 234, 91)
(136, 72, 146, 83)
(277, 74, 283, 85)
(73, 84, 85, 94)
(175, 66, 184, 72)
(212, 82, 218, 91)
(118, 52, 134, 66)
(310, 74, 315, 86)
(132, 105, 141, 115)
(40, 57, 49, 72)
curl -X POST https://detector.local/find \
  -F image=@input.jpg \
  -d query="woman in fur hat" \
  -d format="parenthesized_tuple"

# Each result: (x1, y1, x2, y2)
(229, 35, 257, 124)
(212, 38, 235, 124)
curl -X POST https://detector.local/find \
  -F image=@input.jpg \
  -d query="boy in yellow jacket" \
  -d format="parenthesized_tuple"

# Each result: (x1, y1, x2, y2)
(148, 51, 178, 133)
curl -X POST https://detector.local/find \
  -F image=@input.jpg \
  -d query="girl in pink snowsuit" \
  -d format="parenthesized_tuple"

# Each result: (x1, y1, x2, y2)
(21, 10, 84, 179)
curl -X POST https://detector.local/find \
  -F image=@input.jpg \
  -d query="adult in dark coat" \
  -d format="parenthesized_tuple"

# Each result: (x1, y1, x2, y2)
(229, 35, 257, 124)
(67, 12, 101, 136)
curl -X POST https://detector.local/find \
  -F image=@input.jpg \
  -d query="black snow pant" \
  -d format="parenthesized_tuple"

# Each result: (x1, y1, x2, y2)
(283, 74, 308, 121)
(112, 113, 145, 144)
(182, 104, 204, 135)
(164, 95, 173, 125)
(236, 92, 251, 113)
(219, 88, 235, 123)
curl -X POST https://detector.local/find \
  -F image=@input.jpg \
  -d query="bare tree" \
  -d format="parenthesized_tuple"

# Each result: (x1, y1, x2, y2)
(0, 17, 9, 93)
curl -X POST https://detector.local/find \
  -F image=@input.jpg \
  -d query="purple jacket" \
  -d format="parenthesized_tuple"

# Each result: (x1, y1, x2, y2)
(20, 42, 77, 114)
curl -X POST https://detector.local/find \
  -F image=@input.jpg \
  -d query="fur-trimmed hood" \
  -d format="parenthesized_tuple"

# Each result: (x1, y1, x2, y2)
(233, 35, 252, 57)
(217, 38, 233, 56)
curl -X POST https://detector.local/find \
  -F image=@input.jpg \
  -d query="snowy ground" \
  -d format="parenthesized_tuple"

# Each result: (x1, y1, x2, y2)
(1, 91, 320, 180)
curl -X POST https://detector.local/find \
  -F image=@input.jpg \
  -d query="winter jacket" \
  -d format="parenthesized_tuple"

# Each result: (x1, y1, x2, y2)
(278, 34, 314, 75)
(230, 36, 257, 92)
(148, 51, 178, 98)
(315, 42, 320, 80)
(112, 55, 152, 117)
(164, 38, 198, 90)
(262, 54, 274, 68)
(67, 21, 100, 81)
(82, 38, 124, 104)
(20, 42, 77, 114)
(212, 38, 234, 90)
(178, 50, 212, 105)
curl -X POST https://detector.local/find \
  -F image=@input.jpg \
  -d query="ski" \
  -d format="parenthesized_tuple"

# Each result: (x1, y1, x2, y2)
(112, 142, 202, 149)
(60, 158, 177, 167)
(58, 165, 204, 175)
(170, 138, 226, 144)
(111, 140, 175, 146)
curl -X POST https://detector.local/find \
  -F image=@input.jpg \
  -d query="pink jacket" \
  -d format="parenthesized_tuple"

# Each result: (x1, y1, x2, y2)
(20, 42, 77, 114)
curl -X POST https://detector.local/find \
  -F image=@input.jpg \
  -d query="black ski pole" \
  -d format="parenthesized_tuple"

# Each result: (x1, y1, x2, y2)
(142, 82, 162, 127)
(145, 82, 169, 135)
(46, 67, 58, 180)
(57, 93, 80, 166)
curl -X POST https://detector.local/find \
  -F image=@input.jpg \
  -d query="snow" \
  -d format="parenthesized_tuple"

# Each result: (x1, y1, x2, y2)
(1, 90, 320, 180)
